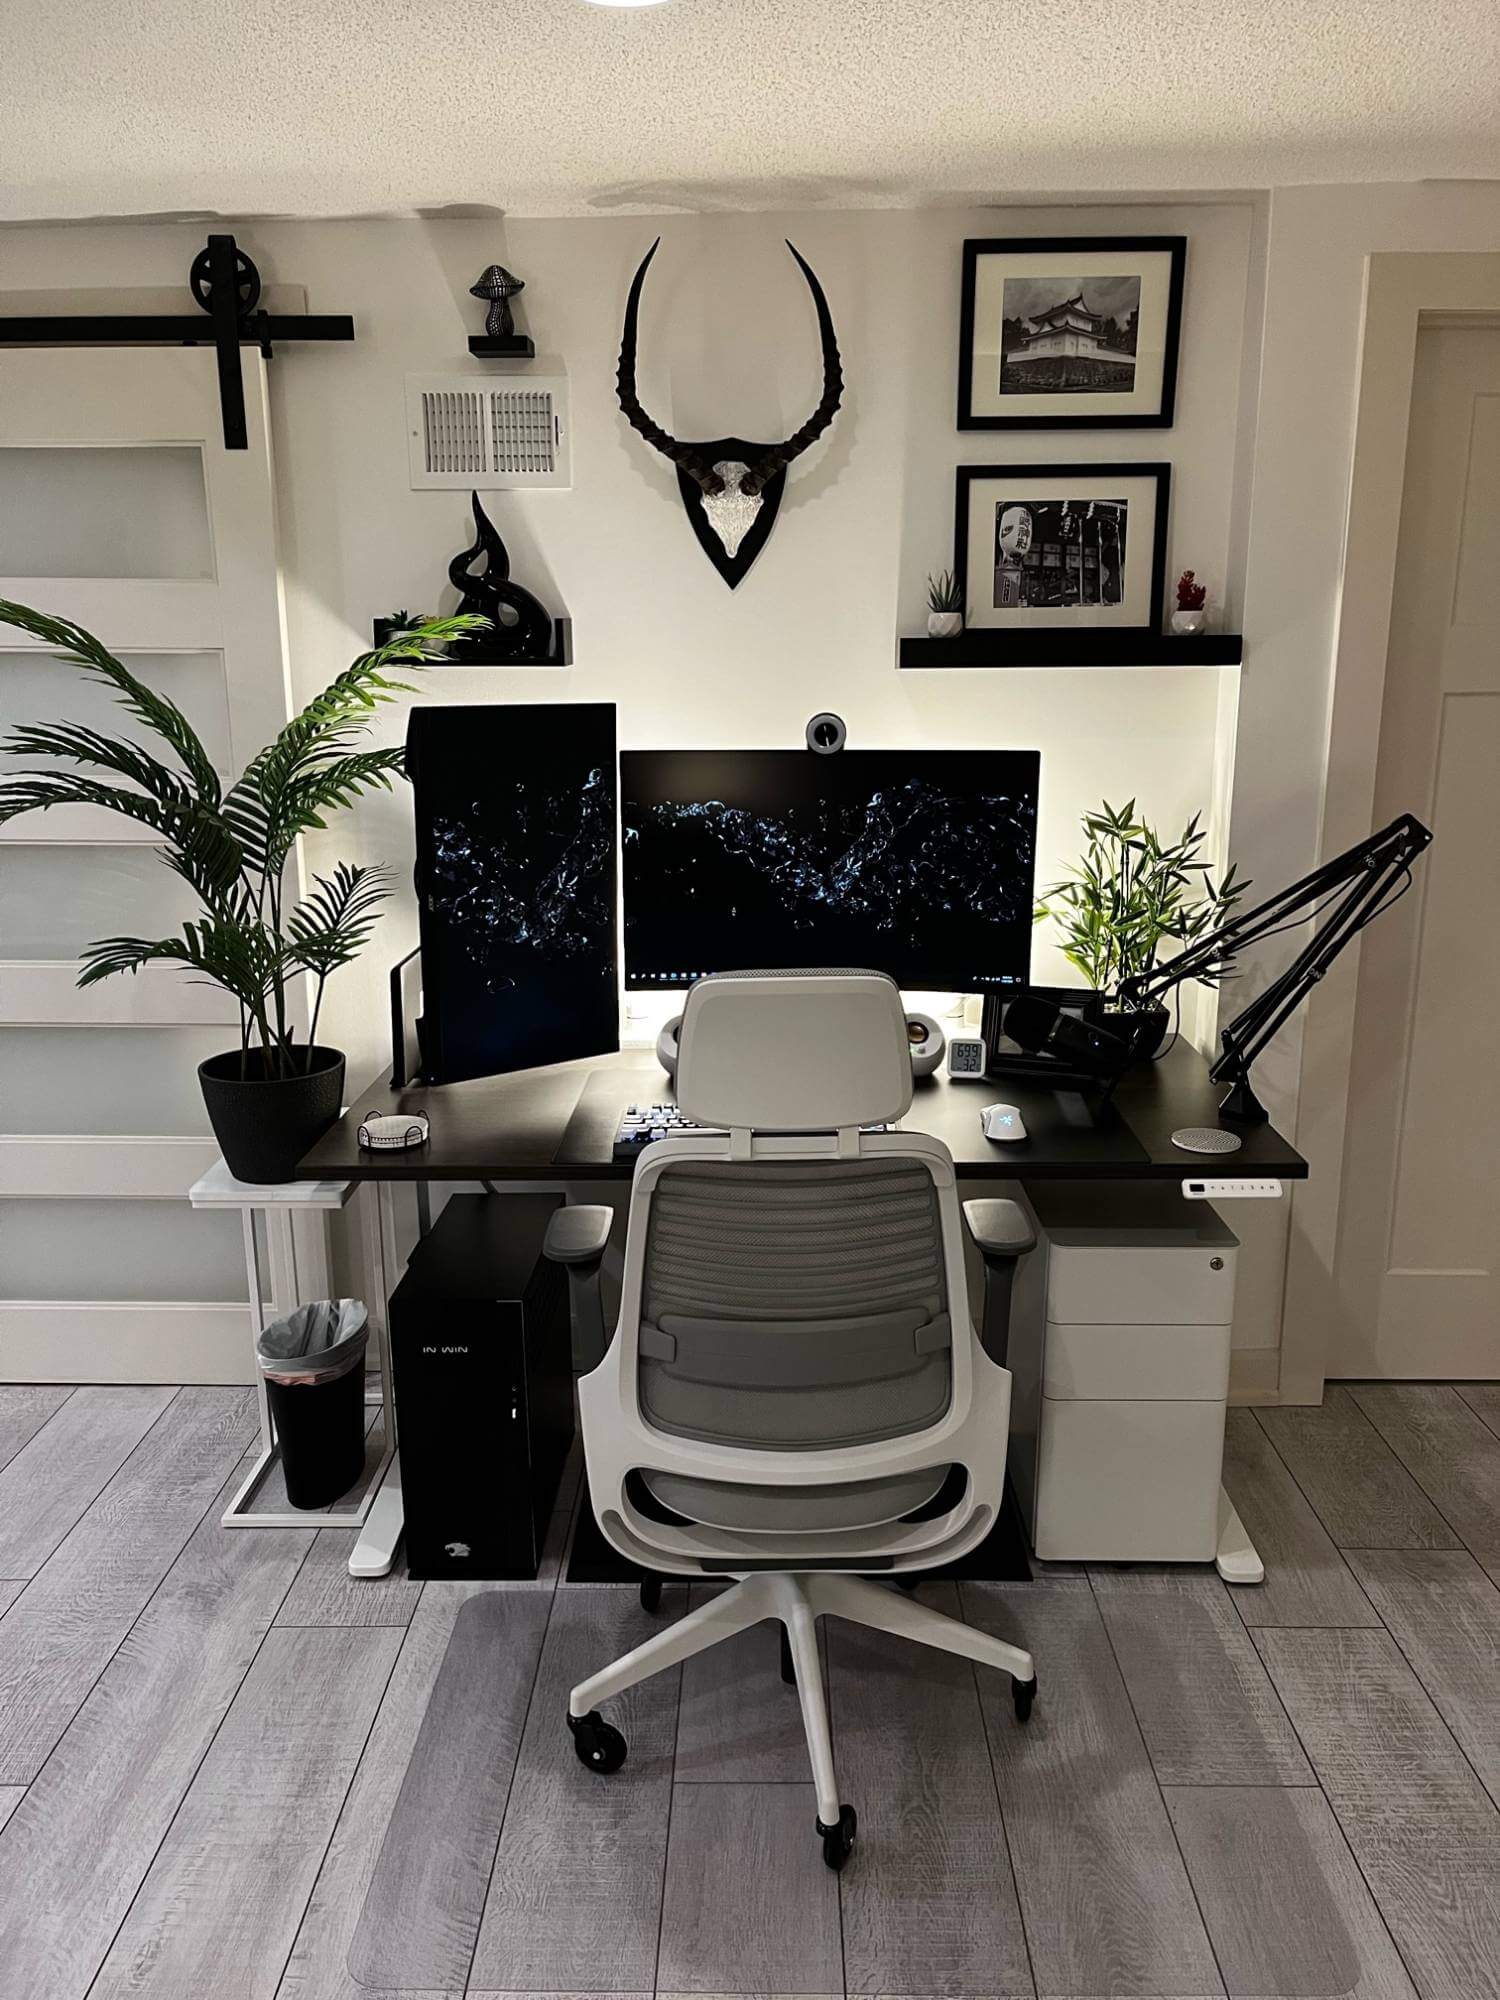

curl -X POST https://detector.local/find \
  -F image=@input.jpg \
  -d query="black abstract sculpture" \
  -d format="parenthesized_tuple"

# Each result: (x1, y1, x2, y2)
(616, 238, 844, 588)
(446, 493, 556, 662)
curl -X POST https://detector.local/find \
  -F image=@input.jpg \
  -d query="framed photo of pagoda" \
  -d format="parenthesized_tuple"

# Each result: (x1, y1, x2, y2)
(958, 237, 1186, 430)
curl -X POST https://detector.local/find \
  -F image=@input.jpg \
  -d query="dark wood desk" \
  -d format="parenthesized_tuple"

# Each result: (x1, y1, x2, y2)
(299, 1041, 1307, 1184)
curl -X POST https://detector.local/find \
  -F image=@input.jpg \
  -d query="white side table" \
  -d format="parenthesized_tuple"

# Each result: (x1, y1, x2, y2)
(189, 1160, 403, 1576)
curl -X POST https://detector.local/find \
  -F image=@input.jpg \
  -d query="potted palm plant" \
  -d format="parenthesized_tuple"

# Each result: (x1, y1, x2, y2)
(1034, 798, 1245, 1062)
(0, 600, 480, 1182)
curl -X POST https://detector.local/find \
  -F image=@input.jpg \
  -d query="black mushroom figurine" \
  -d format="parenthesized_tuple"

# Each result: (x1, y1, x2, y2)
(469, 264, 525, 340)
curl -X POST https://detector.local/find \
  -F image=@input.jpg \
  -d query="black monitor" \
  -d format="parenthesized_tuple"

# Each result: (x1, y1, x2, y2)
(408, 703, 619, 1083)
(621, 749, 1039, 991)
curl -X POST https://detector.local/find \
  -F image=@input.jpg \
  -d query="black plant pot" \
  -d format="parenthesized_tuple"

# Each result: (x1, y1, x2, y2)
(199, 1046, 346, 1185)
(1083, 1000, 1172, 1066)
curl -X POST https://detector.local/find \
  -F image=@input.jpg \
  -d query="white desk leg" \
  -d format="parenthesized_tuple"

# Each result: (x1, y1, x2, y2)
(244, 1208, 273, 1457)
(349, 1449, 403, 1578)
(351, 1179, 404, 1578)
(1216, 1485, 1265, 1584)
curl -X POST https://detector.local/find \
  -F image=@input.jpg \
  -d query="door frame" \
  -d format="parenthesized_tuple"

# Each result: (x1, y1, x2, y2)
(1279, 252, 1500, 1403)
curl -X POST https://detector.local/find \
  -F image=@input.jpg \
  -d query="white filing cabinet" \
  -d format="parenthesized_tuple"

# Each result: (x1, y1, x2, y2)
(1007, 1184, 1245, 1569)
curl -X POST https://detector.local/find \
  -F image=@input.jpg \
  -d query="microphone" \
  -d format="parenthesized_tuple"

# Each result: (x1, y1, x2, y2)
(1000, 995, 1134, 1081)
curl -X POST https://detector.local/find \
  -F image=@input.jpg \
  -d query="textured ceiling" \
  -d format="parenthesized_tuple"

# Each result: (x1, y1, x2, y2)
(3, 0, 1499, 222)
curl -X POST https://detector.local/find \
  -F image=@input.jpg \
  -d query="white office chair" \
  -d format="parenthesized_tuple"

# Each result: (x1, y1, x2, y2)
(544, 968, 1037, 1869)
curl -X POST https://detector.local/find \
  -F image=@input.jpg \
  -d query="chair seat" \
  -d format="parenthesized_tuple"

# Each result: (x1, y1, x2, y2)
(641, 1463, 952, 1533)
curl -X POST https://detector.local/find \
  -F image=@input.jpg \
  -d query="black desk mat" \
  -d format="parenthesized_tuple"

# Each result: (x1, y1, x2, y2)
(553, 1064, 659, 1168)
(555, 1062, 1152, 1175)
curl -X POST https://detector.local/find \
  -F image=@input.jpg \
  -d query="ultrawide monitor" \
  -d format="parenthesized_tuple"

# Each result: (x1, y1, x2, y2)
(621, 748, 1039, 992)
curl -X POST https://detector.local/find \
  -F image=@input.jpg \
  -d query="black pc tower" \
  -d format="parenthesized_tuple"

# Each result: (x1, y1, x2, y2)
(389, 1193, 575, 1580)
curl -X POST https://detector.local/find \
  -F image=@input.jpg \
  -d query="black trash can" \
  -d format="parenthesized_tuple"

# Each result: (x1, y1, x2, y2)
(256, 1299, 369, 1509)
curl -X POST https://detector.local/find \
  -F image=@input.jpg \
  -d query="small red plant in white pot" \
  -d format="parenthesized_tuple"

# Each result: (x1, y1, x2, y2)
(1172, 569, 1208, 635)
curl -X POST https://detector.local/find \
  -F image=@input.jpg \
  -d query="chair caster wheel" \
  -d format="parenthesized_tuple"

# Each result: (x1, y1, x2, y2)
(639, 1575, 663, 1614)
(893, 1575, 922, 1592)
(817, 1803, 857, 1871)
(1013, 1674, 1037, 1722)
(568, 1709, 627, 1774)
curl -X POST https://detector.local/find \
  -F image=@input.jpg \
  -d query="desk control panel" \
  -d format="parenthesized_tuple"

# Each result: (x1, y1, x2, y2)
(613, 1104, 895, 1159)
(1182, 1177, 1284, 1201)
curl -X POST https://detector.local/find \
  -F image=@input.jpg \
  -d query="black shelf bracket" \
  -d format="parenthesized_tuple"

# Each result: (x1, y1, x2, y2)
(0, 233, 355, 450)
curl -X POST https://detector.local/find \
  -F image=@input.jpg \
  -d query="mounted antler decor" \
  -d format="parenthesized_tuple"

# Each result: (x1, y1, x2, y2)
(616, 238, 844, 588)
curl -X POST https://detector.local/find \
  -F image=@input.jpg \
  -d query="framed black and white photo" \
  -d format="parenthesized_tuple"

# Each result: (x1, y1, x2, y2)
(958, 237, 1185, 430)
(954, 463, 1170, 635)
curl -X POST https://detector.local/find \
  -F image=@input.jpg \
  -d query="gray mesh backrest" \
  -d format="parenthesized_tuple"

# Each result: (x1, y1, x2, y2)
(639, 1156, 952, 1450)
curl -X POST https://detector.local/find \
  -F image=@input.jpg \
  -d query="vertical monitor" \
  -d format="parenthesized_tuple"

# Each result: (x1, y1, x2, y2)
(621, 749, 1039, 991)
(408, 703, 618, 1082)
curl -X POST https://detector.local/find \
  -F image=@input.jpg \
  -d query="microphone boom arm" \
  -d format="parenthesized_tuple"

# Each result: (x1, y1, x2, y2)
(1115, 813, 1432, 1123)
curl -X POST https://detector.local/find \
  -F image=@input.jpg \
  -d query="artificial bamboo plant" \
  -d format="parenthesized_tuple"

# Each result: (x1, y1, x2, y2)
(1035, 797, 1246, 1004)
(0, 600, 482, 1076)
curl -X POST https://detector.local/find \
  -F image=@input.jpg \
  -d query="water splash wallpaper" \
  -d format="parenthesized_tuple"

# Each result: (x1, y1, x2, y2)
(622, 750, 1039, 989)
(408, 705, 618, 1081)
(428, 765, 613, 986)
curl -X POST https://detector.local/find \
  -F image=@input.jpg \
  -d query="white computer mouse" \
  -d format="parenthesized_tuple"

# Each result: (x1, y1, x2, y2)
(980, 1102, 1028, 1144)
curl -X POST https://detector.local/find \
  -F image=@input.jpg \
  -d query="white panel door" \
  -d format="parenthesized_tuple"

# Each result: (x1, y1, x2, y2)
(1328, 322, 1500, 1378)
(0, 346, 295, 1382)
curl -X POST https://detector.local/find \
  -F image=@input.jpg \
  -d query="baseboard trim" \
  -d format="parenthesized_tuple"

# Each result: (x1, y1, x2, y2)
(1229, 1347, 1281, 1405)
(0, 1301, 255, 1383)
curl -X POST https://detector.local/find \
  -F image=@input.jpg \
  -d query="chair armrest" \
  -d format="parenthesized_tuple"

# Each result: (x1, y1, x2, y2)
(962, 1199, 1036, 1367)
(544, 1204, 614, 1268)
(962, 1198, 1037, 1263)
(544, 1204, 614, 1370)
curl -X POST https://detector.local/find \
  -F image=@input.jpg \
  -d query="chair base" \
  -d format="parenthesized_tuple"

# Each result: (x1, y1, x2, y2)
(567, 1571, 1035, 1860)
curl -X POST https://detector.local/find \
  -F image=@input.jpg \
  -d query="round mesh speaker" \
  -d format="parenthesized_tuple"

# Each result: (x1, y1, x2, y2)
(1172, 1126, 1244, 1155)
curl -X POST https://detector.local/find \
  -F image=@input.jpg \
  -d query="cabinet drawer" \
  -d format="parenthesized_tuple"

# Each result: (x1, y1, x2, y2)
(1046, 1242, 1237, 1325)
(1042, 1318, 1232, 1401)
(1033, 1396, 1226, 1562)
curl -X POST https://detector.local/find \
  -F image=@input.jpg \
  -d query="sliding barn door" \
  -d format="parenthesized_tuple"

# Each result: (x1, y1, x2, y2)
(0, 347, 296, 1382)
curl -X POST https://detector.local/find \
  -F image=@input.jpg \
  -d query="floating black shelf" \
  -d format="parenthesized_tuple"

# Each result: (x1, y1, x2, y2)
(467, 334, 535, 359)
(899, 630, 1244, 670)
(372, 616, 571, 668)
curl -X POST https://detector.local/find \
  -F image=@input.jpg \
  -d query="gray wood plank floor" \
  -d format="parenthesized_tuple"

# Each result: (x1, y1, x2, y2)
(5, 1379, 1500, 1998)
(1256, 1386, 1460, 1550)
(1220, 1407, 1381, 1627)
(828, 1581, 1031, 1999)
(0, 1385, 73, 1478)
(0, 1386, 258, 1783)
(0, 1384, 174, 1578)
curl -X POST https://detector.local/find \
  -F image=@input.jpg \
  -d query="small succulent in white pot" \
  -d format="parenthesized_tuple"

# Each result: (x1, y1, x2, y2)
(926, 569, 965, 638)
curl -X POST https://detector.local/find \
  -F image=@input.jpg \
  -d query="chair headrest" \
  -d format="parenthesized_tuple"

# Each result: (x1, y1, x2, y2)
(675, 969, 914, 1131)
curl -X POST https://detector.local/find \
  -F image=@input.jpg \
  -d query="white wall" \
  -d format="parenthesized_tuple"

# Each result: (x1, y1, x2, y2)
(2, 201, 1255, 1083)
(1222, 180, 1500, 1383)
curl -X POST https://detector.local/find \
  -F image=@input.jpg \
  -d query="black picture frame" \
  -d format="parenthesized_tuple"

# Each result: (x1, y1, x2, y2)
(954, 462, 1171, 638)
(957, 236, 1186, 431)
